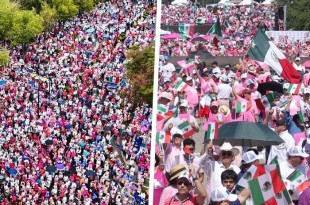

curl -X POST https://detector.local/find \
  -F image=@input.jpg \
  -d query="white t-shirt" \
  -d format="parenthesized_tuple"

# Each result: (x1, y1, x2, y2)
(267, 130, 295, 164)
(161, 63, 176, 79)
(217, 83, 232, 99)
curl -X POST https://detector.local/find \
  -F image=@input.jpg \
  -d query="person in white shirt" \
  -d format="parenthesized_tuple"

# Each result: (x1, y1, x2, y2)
(160, 60, 176, 80)
(267, 117, 295, 164)
(279, 146, 309, 203)
(217, 76, 232, 107)
(200, 142, 241, 193)
(293, 57, 305, 73)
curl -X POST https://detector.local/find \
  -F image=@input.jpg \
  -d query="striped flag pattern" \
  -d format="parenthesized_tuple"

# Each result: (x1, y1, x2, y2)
(156, 131, 171, 144)
(286, 83, 301, 95)
(204, 123, 218, 141)
(236, 101, 251, 113)
(178, 121, 195, 138)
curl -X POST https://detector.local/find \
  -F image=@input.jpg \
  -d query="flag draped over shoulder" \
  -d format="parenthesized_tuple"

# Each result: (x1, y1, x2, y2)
(247, 29, 301, 84)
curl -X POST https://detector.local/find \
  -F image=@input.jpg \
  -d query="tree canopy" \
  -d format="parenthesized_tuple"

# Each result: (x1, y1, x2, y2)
(125, 44, 155, 106)
(276, 0, 310, 31)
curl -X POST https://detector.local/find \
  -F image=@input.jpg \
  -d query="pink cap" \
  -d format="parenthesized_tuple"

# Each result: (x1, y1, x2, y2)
(211, 101, 219, 107)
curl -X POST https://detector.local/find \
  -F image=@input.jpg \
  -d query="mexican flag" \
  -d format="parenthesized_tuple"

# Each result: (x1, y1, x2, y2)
(156, 131, 171, 144)
(269, 156, 281, 177)
(157, 105, 168, 120)
(179, 24, 195, 37)
(261, 92, 275, 108)
(175, 81, 188, 92)
(236, 101, 251, 113)
(248, 168, 286, 205)
(287, 169, 310, 193)
(238, 164, 269, 188)
(204, 123, 218, 140)
(265, 189, 292, 205)
(298, 109, 309, 123)
(198, 95, 211, 118)
(286, 83, 301, 95)
(247, 29, 301, 84)
(209, 17, 223, 47)
(178, 121, 195, 138)
(165, 107, 178, 118)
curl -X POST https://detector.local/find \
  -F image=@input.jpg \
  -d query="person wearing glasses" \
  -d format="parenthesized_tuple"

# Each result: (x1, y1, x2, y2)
(180, 138, 204, 183)
(279, 146, 309, 204)
(200, 142, 240, 194)
(164, 165, 207, 205)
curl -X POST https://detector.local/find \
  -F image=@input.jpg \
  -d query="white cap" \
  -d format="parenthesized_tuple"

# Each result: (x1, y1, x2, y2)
(177, 171, 192, 184)
(160, 92, 172, 101)
(287, 146, 309, 158)
(272, 75, 281, 82)
(241, 73, 247, 79)
(295, 57, 301, 61)
(246, 79, 256, 86)
(304, 87, 310, 94)
(186, 76, 192, 81)
(242, 150, 263, 164)
(170, 127, 183, 137)
(306, 129, 310, 144)
(213, 73, 221, 78)
(211, 187, 238, 202)
(180, 100, 188, 107)
(220, 76, 230, 83)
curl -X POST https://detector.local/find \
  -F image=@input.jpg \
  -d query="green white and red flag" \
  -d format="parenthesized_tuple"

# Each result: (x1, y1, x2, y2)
(178, 121, 195, 138)
(175, 81, 188, 92)
(247, 28, 301, 84)
(287, 169, 310, 193)
(286, 83, 302, 95)
(236, 101, 251, 113)
(248, 168, 286, 205)
(204, 123, 218, 141)
(156, 131, 171, 144)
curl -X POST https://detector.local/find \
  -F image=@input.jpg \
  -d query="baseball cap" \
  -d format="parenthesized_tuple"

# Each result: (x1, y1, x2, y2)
(170, 127, 183, 137)
(211, 187, 238, 202)
(160, 92, 172, 101)
(275, 118, 287, 127)
(180, 100, 189, 107)
(287, 146, 309, 158)
(177, 171, 193, 184)
(242, 150, 263, 164)
(295, 57, 301, 61)
(211, 101, 219, 107)
(186, 76, 192, 81)
(241, 73, 247, 79)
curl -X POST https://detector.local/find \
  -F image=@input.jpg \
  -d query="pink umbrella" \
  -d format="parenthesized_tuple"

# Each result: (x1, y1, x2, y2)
(302, 60, 310, 67)
(162, 33, 182, 39)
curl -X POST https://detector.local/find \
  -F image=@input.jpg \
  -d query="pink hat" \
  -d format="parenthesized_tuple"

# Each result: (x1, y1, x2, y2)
(211, 101, 219, 107)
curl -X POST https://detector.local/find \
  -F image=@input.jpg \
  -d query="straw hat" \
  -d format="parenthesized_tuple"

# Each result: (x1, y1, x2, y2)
(169, 164, 187, 181)
(218, 105, 230, 116)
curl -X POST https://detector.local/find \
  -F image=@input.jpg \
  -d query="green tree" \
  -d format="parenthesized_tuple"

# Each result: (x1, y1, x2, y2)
(0, 0, 19, 40)
(52, 0, 78, 22)
(8, 10, 43, 50)
(276, 0, 310, 30)
(125, 44, 155, 106)
(17, 0, 42, 11)
(0, 48, 9, 66)
(40, 1, 58, 30)
(73, 0, 94, 15)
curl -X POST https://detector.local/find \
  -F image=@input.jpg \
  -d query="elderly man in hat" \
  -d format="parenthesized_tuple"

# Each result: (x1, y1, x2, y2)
(200, 142, 241, 193)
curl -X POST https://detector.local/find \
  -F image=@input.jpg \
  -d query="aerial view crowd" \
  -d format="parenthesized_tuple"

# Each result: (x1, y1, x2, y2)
(0, 0, 155, 204)
(155, 1, 310, 205)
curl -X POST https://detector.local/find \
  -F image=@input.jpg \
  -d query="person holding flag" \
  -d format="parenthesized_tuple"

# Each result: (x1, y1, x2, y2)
(279, 146, 309, 203)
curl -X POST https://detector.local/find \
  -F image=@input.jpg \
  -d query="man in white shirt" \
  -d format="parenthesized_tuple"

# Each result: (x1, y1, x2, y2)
(293, 57, 305, 73)
(267, 118, 295, 164)
(200, 142, 241, 193)
(217, 76, 232, 107)
(160, 59, 176, 81)
(279, 146, 309, 203)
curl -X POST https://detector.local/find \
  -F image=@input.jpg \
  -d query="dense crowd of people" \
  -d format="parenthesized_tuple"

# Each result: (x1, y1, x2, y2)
(155, 52, 310, 204)
(0, 0, 155, 204)
(160, 2, 310, 58)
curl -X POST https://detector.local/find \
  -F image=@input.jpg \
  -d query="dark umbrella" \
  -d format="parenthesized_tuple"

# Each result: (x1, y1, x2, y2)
(84, 170, 96, 177)
(209, 121, 284, 146)
(45, 139, 53, 145)
(257, 81, 284, 95)
(46, 165, 57, 173)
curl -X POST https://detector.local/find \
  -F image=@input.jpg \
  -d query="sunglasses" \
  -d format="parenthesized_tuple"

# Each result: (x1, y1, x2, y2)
(221, 151, 233, 157)
(177, 181, 191, 186)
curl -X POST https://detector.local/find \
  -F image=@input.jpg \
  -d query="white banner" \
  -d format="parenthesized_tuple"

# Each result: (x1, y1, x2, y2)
(265, 31, 310, 43)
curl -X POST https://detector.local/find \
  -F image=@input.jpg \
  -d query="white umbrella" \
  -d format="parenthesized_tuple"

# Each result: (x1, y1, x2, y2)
(239, 0, 253, 5)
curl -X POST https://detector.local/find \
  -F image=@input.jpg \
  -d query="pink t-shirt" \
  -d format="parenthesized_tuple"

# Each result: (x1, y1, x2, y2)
(154, 169, 169, 205)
